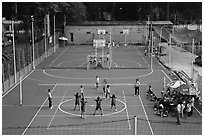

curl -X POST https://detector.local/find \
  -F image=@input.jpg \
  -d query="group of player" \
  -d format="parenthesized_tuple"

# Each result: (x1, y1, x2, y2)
(73, 76, 117, 119)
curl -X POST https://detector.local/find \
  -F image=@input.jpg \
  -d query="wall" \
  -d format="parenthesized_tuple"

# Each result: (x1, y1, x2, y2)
(65, 25, 147, 45)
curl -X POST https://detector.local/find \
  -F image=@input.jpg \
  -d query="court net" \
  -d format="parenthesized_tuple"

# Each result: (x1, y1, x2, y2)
(3, 116, 201, 135)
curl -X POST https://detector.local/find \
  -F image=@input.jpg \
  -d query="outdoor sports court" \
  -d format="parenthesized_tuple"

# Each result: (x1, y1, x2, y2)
(2, 45, 202, 135)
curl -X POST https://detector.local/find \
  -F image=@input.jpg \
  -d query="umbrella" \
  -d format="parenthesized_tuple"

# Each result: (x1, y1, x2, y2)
(58, 37, 68, 41)
(167, 80, 185, 89)
(176, 84, 198, 96)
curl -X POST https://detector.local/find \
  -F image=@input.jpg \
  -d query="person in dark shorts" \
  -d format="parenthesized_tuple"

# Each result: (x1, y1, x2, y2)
(74, 92, 81, 110)
(134, 79, 140, 96)
(48, 89, 53, 109)
(80, 97, 87, 119)
(110, 93, 117, 111)
(93, 96, 103, 115)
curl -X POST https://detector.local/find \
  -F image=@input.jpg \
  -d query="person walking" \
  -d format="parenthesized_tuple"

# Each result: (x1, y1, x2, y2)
(134, 79, 140, 96)
(93, 96, 103, 115)
(48, 89, 53, 109)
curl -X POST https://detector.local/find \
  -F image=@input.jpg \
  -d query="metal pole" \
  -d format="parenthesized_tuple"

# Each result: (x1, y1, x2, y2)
(134, 116, 137, 135)
(31, 15, 35, 69)
(12, 20, 17, 83)
(147, 16, 150, 56)
(169, 34, 172, 69)
(191, 39, 194, 80)
(44, 16, 47, 58)
(20, 76, 22, 106)
(54, 15, 56, 52)
(150, 26, 153, 70)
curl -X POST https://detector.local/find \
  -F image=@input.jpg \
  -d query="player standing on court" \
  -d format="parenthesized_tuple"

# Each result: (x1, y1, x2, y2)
(93, 96, 103, 115)
(96, 75, 100, 90)
(80, 97, 87, 119)
(105, 85, 111, 99)
(80, 85, 84, 99)
(102, 79, 107, 95)
(110, 93, 117, 111)
(134, 79, 140, 96)
(74, 92, 81, 110)
(48, 89, 53, 109)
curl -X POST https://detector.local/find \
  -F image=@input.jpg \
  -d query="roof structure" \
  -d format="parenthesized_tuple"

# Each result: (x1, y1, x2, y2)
(146, 21, 173, 25)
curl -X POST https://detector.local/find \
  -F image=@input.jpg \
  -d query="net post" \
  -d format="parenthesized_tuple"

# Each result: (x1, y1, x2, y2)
(134, 116, 137, 135)
(20, 76, 23, 106)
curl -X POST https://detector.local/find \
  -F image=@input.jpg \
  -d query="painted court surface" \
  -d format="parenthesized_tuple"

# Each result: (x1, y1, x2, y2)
(2, 45, 202, 135)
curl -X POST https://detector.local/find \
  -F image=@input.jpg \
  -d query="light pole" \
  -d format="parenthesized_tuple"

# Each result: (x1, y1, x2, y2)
(147, 15, 150, 56)
(191, 39, 194, 80)
(169, 34, 172, 69)
(12, 20, 17, 83)
(44, 15, 47, 58)
(150, 24, 153, 70)
(53, 15, 56, 52)
(31, 15, 35, 69)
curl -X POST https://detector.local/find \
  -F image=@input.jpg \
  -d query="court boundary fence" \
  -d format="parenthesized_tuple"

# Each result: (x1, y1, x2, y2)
(2, 34, 60, 94)
(2, 115, 202, 135)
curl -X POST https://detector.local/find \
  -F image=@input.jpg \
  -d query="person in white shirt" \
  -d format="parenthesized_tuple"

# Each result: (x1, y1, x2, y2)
(80, 85, 84, 99)
(190, 97, 195, 116)
(176, 102, 182, 125)
(96, 75, 99, 90)
(134, 79, 140, 96)
(48, 89, 53, 109)
(105, 85, 111, 99)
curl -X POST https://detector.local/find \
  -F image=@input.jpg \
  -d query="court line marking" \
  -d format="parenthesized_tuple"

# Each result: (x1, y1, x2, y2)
(122, 90, 131, 129)
(47, 89, 68, 129)
(37, 114, 147, 117)
(42, 69, 153, 80)
(2, 70, 35, 98)
(57, 59, 86, 67)
(138, 95, 154, 135)
(112, 59, 142, 68)
(22, 84, 57, 135)
(39, 83, 148, 86)
(2, 104, 153, 107)
(161, 70, 172, 82)
(57, 98, 126, 117)
(134, 46, 150, 68)
(49, 46, 70, 67)
(48, 127, 131, 130)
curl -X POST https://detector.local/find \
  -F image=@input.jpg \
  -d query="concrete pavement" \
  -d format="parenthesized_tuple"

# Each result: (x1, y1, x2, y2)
(159, 43, 202, 77)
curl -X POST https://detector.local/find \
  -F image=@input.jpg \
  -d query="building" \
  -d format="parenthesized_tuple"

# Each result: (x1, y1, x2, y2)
(64, 21, 148, 45)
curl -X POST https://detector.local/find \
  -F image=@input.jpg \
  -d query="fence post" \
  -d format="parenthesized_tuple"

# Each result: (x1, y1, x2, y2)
(134, 116, 137, 135)
(8, 63, 10, 88)
(22, 50, 26, 76)
(18, 50, 21, 78)
(2, 64, 5, 93)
